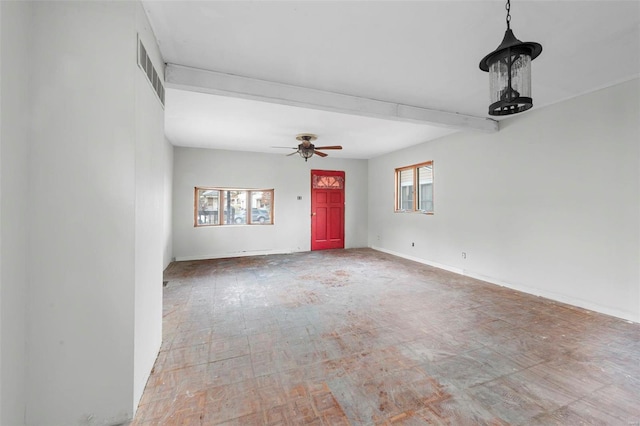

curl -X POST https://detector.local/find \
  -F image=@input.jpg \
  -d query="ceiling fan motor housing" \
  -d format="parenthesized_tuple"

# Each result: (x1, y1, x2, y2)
(296, 133, 317, 147)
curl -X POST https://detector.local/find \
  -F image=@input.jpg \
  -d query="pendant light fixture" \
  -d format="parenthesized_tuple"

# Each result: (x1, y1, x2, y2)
(479, 0, 542, 116)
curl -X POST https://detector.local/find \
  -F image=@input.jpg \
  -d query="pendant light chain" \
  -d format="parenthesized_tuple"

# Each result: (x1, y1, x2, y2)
(505, 0, 511, 30)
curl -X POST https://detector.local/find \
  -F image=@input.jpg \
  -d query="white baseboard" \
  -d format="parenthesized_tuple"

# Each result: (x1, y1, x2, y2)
(369, 246, 639, 324)
(371, 245, 465, 275)
(175, 248, 305, 262)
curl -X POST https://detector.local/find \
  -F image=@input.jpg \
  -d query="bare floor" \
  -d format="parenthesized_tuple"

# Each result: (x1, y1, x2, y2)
(132, 248, 640, 425)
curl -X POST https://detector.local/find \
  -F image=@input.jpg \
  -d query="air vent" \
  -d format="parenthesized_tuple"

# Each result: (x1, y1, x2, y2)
(137, 36, 165, 107)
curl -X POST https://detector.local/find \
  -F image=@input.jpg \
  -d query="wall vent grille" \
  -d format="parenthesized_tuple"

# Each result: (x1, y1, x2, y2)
(137, 36, 165, 107)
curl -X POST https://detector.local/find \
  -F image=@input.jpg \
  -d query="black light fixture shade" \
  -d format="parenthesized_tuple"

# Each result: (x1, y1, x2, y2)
(479, 2, 542, 116)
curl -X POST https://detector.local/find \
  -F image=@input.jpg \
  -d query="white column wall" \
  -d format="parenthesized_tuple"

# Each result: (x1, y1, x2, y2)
(368, 79, 640, 322)
(27, 2, 137, 423)
(0, 2, 31, 424)
(23, 2, 166, 424)
(172, 147, 368, 261)
(133, 1, 165, 409)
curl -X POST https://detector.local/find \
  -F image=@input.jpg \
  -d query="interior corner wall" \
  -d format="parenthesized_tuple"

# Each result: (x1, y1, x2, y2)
(368, 78, 640, 323)
(163, 137, 174, 270)
(0, 2, 31, 424)
(172, 147, 368, 261)
(133, 1, 164, 410)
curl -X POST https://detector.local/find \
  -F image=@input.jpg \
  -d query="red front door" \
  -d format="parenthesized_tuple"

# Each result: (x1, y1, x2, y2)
(311, 170, 345, 251)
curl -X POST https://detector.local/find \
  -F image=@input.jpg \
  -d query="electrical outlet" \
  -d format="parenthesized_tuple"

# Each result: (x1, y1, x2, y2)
(412, 242, 415, 247)
(462, 252, 467, 259)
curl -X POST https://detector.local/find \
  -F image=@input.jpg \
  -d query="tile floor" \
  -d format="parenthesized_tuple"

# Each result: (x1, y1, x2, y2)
(130, 248, 640, 425)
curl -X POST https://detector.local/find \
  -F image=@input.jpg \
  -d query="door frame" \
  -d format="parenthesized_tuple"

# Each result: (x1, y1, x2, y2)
(310, 169, 345, 251)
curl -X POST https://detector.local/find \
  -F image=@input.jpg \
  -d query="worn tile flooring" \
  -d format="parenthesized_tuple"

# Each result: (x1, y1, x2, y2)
(131, 248, 640, 425)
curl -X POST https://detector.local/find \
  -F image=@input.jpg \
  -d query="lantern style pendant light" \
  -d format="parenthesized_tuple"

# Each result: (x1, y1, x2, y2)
(479, 0, 542, 116)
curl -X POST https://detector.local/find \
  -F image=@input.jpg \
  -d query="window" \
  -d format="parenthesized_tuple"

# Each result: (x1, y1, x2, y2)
(313, 175, 344, 189)
(195, 187, 274, 226)
(395, 161, 433, 214)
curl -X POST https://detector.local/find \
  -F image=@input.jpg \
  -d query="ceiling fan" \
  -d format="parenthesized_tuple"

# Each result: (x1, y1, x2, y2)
(275, 133, 342, 162)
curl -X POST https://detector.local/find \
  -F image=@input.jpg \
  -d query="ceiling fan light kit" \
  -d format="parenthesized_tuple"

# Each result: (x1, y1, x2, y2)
(479, 0, 542, 116)
(280, 133, 342, 162)
(296, 133, 316, 161)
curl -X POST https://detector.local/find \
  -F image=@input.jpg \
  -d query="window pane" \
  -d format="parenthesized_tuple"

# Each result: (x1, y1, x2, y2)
(313, 175, 344, 189)
(399, 169, 413, 210)
(417, 164, 433, 212)
(249, 191, 272, 225)
(197, 189, 219, 225)
(195, 187, 274, 227)
(223, 190, 246, 224)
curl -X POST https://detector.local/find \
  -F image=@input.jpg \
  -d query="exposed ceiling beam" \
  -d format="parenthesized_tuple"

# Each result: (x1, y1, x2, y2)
(165, 64, 499, 133)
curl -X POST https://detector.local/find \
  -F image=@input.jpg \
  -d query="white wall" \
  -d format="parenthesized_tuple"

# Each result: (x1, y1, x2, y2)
(27, 3, 136, 424)
(173, 147, 368, 260)
(163, 137, 174, 269)
(1, 0, 2, 413)
(0, 2, 31, 424)
(23, 2, 165, 424)
(133, 2, 165, 411)
(369, 78, 640, 323)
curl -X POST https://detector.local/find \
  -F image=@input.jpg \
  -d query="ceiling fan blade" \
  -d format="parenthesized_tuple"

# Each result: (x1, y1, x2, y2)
(272, 146, 297, 149)
(313, 150, 328, 157)
(313, 145, 342, 150)
(286, 151, 299, 156)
